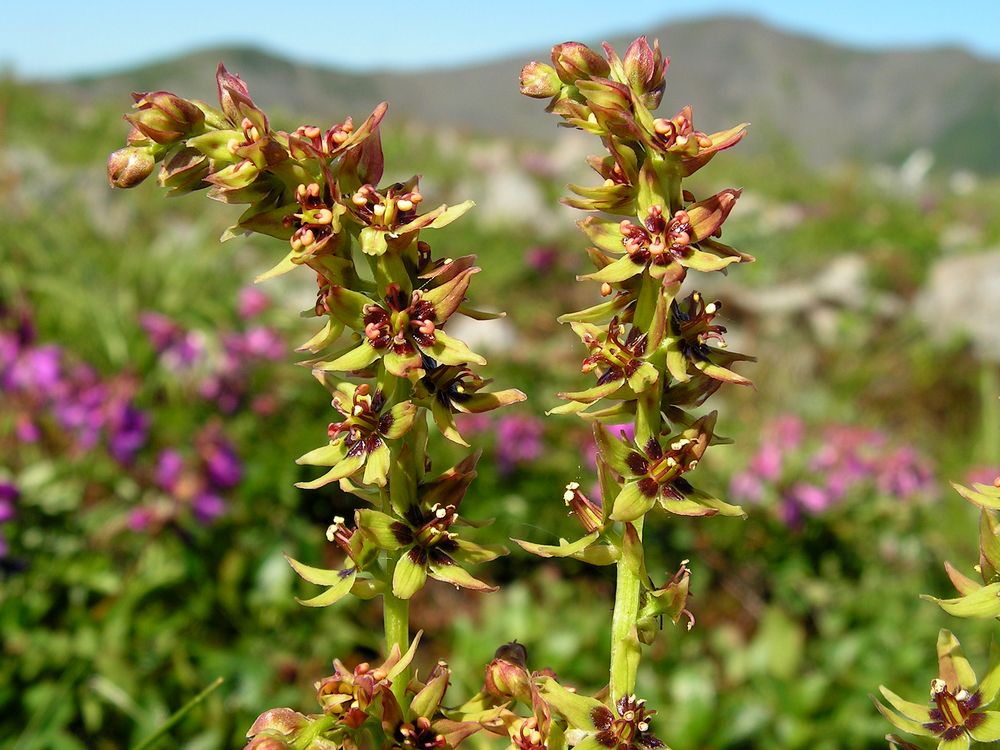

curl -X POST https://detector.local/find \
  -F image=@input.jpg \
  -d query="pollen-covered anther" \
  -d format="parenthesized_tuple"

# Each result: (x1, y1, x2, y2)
(373, 204, 386, 217)
(352, 192, 368, 206)
(396, 199, 413, 212)
(601, 282, 613, 297)
(652, 118, 673, 136)
(931, 679, 947, 696)
(312, 208, 334, 225)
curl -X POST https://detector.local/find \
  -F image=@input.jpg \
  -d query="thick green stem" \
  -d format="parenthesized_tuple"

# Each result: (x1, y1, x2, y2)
(610, 517, 644, 702)
(382, 573, 410, 703)
(381, 382, 418, 704)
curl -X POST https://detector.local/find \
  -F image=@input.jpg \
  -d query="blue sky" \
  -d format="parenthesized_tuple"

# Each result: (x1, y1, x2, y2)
(3, 0, 999, 78)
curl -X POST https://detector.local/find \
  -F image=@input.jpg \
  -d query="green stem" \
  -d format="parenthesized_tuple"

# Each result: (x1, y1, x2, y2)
(130, 677, 223, 750)
(381, 395, 418, 704)
(609, 517, 644, 703)
(382, 573, 410, 703)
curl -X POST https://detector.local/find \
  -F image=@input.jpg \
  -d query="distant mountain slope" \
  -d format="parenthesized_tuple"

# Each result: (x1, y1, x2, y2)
(54, 16, 1000, 172)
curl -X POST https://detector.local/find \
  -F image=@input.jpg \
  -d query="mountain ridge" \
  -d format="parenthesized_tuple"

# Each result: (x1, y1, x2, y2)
(47, 16, 1000, 172)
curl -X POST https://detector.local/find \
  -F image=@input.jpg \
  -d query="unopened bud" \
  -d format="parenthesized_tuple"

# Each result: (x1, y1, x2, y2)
(484, 641, 531, 703)
(622, 36, 667, 108)
(126, 91, 205, 144)
(107, 146, 155, 188)
(551, 42, 610, 85)
(519, 61, 562, 98)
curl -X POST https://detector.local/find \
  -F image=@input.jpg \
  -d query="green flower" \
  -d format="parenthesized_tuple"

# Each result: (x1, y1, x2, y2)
(296, 383, 416, 489)
(876, 630, 1000, 750)
(320, 271, 485, 380)
(551, 316, 661, 415)
(664, 291, 753, 386)
(357, 455, 506, 599)
(537, 678, 666, 750)
(345, 177, 473, 256)
(597, 414, 744, 521)
(580, 190, 746, 286)
(414, 363, 526, 446)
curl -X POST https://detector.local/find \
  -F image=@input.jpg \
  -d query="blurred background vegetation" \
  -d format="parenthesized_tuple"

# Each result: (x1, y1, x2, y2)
(3, 14, 1000, 750)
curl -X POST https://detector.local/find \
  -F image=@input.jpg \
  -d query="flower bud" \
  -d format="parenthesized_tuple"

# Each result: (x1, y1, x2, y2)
(159, 147, 210, 194)
(244, 738, 291, 750)
(247, 708, 309, 737)
(551, 42, 610, 85)
(519, 62, 562, 98)
(107, 146, 155, 188)
(484, 641, 531, 703)
(126, 91, 205, 144)
(622, 36, 667, 108)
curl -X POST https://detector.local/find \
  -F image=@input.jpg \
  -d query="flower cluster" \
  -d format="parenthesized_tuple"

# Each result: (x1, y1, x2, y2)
(108, 63, 526, 748)
(140, 285, 285, 414)
(128, 425, 243, 529)
(728, 416, 936, 527)
(515, 34, 752, 741)
(1, 303, 149, 464)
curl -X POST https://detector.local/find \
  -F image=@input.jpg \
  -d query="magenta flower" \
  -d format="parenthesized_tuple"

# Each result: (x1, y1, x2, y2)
(877, 447, 935, 499)
(200, 433, 243, 490)
(140, 312, 202, 368)
(495, 415, 544, 474)
(155, 449, 185, 491)
(192, 493, 226, 522)
(0, 483, 17, 523)
(238, 286, 270, 319)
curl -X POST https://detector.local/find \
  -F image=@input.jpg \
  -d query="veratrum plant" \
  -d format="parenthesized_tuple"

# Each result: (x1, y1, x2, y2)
(109, 67, 528, 749)
(107, 34, 753, 750)
(515, 36, 752, 746)
(876, 477, 1000, 750)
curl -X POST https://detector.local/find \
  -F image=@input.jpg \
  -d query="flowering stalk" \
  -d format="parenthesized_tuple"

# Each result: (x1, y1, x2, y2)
(109, 65, 525, 748)
(876, 474, 1000, 750)
(518, 36, 752, 709)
